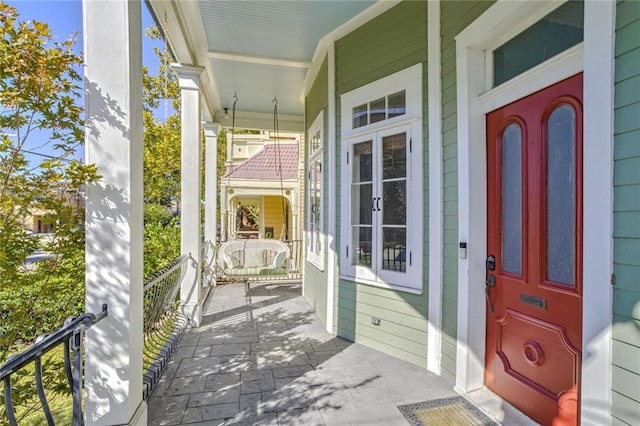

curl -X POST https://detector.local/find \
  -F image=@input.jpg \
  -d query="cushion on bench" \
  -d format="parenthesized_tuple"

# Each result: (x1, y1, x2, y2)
(224, 266, 288, 276)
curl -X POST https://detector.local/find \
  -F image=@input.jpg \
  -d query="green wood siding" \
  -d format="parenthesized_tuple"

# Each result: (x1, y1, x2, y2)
(439, 0, 494, 385)
(336, 279, 429, 367)
(613, 1, 640, 423)
(335, 1, 427, 96)
(304, 57, 329, 326)
(306, 56, 328, 127)
(333, 1, 429, 367)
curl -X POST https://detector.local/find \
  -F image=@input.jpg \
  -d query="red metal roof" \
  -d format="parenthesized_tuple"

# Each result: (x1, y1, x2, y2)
(224, 144, 299, 180)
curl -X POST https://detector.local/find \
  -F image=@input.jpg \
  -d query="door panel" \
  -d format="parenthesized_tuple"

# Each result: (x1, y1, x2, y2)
(485, 74, 583, 426)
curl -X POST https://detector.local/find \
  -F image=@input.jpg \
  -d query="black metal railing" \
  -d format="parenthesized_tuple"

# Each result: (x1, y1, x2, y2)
(286, 239, 303, 280)
(0, 305, 108, 426)
(142, 255, 189, 400)
(201, 240, 216, 297)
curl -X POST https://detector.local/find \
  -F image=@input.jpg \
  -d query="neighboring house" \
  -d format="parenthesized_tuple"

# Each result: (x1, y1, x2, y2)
(81, 1, 639, 424)
(219, 131, 303, 242)
(20, 189, 84, 234)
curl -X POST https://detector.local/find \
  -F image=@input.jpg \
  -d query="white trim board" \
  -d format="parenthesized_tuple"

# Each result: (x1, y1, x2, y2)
(306, 112, 325, 270)
(427, 0, 443, 376)
(325, 41, 337, 335)
(454, 0, 614, 424)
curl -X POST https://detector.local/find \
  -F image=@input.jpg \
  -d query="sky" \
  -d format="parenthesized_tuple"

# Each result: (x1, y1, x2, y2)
(5, 0, 164, 163)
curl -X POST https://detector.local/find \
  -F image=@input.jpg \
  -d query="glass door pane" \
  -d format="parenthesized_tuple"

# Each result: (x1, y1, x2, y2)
(352, 141, 373, 267)
(501, 123, 523, 275)
(546, 105, 576, 285)
(312, 159, 321, 254)
(381, 133, 407, 272)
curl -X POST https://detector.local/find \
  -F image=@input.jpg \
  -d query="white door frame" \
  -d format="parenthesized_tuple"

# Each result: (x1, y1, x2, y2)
(454, 1, 615, 423)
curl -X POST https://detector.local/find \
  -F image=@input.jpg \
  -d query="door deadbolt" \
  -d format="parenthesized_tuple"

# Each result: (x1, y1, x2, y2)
(486, 255, 496, 271)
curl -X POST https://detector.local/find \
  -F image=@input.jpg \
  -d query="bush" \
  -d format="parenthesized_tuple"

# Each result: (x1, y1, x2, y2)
(143, 208, 181, 278)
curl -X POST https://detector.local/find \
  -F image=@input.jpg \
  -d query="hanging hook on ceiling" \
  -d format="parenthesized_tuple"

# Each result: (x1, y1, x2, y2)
(231, 93, 238, 131)
(224, 93, 239, 120)
(232, 93, 239, 115)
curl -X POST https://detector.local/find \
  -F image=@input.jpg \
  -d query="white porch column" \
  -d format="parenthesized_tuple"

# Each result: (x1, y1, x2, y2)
(82, 1, 146, 425)
(203, 123, 221, 245)
(289, 191, 298, 241)
(220, 183, 228, 240)
(173, 64, 204, 327)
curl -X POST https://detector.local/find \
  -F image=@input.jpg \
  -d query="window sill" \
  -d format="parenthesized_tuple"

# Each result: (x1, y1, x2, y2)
(338, 274, 423, 295)
(306, 257, 324, 272)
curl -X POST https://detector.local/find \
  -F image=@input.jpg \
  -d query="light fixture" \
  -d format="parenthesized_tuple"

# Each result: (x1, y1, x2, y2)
(223, 107, 230, 119)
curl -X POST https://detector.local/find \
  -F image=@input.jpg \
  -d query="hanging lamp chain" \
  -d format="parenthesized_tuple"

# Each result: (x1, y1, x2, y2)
(272, 97, 288, 240)
(228, 93, 239, 181)
(226, 93, 239, 240)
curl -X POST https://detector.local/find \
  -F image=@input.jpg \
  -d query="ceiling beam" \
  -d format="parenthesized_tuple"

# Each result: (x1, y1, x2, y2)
(214, 109, 304, 133)
(207, 51, 312, 69)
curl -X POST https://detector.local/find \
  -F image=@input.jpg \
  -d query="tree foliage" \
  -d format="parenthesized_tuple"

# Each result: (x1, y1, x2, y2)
(141, 26, 182, 272)
(142, 25, 228, 276)
(0, 3, 98, 422)
(0, 2, 99, 361)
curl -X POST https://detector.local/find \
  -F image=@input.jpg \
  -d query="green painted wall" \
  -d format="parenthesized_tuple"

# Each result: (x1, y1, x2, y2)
(439, 0, 494, 385)
(334, 1, 429, 367)
(303, 57, 330, 326)
(307, 56, 329, 128)
(612, 1, 640, 423)
(336, 279, 429, 366)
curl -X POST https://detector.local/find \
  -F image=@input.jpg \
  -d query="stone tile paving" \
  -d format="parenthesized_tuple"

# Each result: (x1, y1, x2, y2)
(147, 282, 458, 425)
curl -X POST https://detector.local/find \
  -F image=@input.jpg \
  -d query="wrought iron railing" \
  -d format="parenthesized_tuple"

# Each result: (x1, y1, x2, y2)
(286, 239, 303, 280)
(0, 305, 108, 426)
(201, 240, 216, 299)
(142, 255, 188, 400)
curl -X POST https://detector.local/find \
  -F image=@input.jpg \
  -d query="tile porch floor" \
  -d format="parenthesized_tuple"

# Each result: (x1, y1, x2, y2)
(147, 282, 531, 425)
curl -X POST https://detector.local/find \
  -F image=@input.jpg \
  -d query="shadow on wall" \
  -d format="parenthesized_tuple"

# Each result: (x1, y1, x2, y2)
(82, 78, 146, 423)
(84, 80, 130, 141)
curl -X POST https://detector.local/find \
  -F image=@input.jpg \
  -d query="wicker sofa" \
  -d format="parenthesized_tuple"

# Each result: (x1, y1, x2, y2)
(217, 239, 290, 279)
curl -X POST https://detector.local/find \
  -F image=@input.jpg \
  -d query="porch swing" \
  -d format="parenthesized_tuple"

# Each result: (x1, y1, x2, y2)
(218, 97, 292, 281)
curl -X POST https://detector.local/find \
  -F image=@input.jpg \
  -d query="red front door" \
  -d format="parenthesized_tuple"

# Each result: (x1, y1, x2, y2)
(485, 74, 583, 426)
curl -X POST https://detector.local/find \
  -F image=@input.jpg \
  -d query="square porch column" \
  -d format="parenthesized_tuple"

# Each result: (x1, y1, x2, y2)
(172, 64, 205, 327)
(202, 122, 221, 288)
(203, 122, 221, 246)
(82, 0, 146, 424)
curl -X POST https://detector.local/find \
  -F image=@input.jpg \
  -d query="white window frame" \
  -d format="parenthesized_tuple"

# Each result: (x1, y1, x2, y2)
(306, 113, 324, 269)
(340, 64, 423, 293)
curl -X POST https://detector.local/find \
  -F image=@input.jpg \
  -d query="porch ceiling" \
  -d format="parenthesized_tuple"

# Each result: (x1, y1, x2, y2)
(149, 0, 377, 130)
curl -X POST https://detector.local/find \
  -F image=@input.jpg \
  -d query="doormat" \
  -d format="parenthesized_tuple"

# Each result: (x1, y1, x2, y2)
(397, 396, 499, 426)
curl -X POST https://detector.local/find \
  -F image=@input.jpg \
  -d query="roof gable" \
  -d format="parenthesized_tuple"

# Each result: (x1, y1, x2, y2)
(224, 144, 298, 180)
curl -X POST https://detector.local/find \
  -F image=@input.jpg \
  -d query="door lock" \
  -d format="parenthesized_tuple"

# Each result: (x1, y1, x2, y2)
(486, 274, 495, 313)
(486, 255, 496, 271)
(486, 274, 495, 287)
